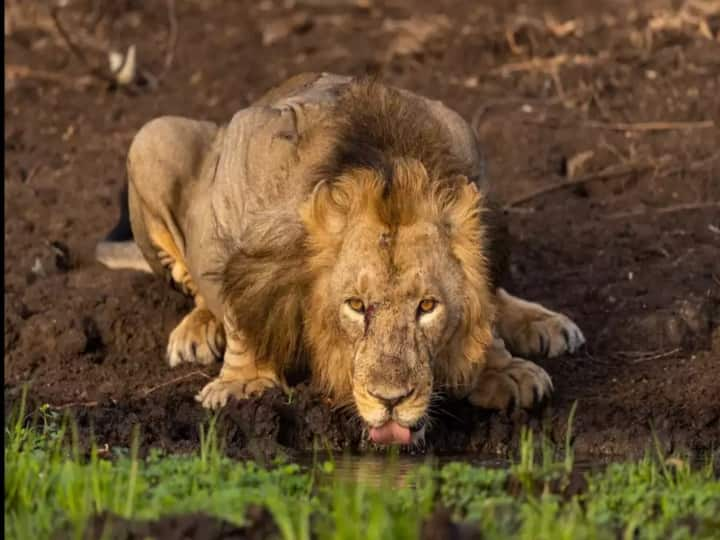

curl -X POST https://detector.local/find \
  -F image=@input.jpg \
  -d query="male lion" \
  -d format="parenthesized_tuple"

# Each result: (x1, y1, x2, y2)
(97, 73, 585, 445)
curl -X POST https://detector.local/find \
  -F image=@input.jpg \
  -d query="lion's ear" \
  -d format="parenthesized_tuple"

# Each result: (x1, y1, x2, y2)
(300, 181, 347, 235)
(299, 181, 350, 267)
(444, 177, 483, 237)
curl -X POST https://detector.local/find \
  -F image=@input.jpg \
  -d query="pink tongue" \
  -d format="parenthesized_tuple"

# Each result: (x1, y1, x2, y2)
(369, 421, 412, 445)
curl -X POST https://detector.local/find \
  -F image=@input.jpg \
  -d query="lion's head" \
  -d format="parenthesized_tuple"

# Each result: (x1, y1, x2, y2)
(300, 160, 495, 443)
(220, 79, 496, 444)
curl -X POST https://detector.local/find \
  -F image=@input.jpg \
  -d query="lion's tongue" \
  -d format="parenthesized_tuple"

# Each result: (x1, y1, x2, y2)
(369, 421, 411, 445)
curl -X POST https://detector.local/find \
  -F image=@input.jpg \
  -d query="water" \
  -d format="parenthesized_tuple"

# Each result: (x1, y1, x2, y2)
(297, 452, 616, 487)
(298, 453, 510, 487)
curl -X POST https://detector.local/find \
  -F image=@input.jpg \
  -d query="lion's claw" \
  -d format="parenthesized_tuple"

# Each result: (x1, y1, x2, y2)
(521, 314, 585, 358)
(167, 309, 225, 367)
(195, 376, 278, 409)
(497, 289, 586, 359)
(468, 358, 553, 411)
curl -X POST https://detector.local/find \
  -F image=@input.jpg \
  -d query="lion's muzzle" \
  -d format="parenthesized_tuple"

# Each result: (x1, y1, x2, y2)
(353, 354, 432, 444)
(347, 306, 435, 444)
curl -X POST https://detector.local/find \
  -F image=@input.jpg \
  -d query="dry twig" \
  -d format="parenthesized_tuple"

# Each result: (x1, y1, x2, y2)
(505, 151, 719, 209)
(585, 120, 715, 131)
(49, 5, 116, 84)
(5, 63, 95, 88)
(51, 400, 100, 410)
(504, 162, 652, 208)
(142, 370, 211, 397)
(616, 348, 681, 363)
(159, 0, 178, 79)
(606, 202, 720, 220)
(48, 2, 175, 89)
(493, 53, 608, 77)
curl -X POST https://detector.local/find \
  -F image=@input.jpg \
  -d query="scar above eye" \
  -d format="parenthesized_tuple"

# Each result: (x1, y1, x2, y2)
(363, 303, 377, 336)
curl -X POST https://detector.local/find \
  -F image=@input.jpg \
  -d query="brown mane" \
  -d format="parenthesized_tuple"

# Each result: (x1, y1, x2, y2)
(318, 77, 473, 191)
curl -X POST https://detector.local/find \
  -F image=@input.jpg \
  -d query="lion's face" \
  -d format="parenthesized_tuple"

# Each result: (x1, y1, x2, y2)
(329, 216, 465, 430)
(302, 161, 495, 441)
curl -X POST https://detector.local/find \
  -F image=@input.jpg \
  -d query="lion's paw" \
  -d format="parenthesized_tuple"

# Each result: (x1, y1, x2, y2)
(512, 313, 585, 358)
(167, 309, 225, 367)
(195, 376, 278, 409)
(468, 358, 553, 411)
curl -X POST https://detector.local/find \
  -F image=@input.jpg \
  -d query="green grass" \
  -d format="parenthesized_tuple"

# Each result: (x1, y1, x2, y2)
(4, 397, 720, 540)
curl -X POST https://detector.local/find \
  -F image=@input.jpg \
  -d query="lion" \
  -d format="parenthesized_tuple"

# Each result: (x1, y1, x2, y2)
(96, 72, 585, 445)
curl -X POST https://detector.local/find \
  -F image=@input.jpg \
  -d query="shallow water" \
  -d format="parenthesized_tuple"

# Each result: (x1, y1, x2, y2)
(300, 453, 507, 487)
(297, 452, 618, 487)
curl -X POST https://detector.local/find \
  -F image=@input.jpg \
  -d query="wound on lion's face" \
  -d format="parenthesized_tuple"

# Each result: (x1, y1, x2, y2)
(363, 303, 377, 335)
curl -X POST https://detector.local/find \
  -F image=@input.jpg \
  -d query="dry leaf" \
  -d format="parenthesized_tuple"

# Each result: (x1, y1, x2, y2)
(383, 15, 450, 59)
(108, 45, 137, 86)
(261, 12, 313, 46)
(566, 150, 595, 179)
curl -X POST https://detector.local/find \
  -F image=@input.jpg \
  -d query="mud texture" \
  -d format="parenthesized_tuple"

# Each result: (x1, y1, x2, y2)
(61, 506, 278, 540)
(420, 508, 483, 540)
(5, 0, 720, 459)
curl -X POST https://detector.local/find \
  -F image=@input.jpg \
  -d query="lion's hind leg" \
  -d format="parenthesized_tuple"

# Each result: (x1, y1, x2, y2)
(135, 203, 225, 367)
(467, 338, 553, 411)
(495, 288, 585, 358)
(124, 116, 226, 369)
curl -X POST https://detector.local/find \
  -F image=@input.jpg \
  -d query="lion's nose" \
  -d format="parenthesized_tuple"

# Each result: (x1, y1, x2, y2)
(368, 387, 415, 410)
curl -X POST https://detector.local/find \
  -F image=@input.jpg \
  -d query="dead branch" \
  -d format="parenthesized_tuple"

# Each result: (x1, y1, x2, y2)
(492, 53, 608, 77)
(51, 400, 100, 410)
(49, 4, 116, 84)
(505, 150, 719, 209)
(142, 370, 211, 397)
(504, 162, 652, 208)
(5, 63, 95, 88)
(606, 202, 720, 220)
(616, 348, 681, 363)
(585, 120, 715, 131)
(48, 4, 161, 89)
(159, 0, 178, 79)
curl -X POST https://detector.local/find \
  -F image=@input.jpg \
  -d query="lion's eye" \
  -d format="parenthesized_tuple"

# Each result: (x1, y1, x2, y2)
(347, 298, 365, 313)
(418, 299, 437, 315)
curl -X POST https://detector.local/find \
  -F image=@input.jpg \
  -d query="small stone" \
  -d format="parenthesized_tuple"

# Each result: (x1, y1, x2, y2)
(31, 257, 45, 277)
(49, 241, 72, 272)
(82, 317, 104, 355)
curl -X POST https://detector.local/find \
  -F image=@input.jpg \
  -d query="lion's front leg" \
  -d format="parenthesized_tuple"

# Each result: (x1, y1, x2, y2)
(465, 338, 553, 411)
(167, 296, 225, 367)
(495, 288, 585, 358)
(195, 315, 283, 409)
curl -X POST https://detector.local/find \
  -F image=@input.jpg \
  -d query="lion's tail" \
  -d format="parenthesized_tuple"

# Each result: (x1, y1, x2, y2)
(95, 184, 152, 273)
(95, 241, 151, 273)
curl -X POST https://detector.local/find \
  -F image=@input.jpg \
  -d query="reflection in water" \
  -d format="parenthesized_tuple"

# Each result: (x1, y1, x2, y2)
(296, 452, 614, 488)
(298, 453, 510, 488)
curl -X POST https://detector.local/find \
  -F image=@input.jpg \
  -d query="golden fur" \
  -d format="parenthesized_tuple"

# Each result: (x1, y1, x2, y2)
(301, 162, 495, 399)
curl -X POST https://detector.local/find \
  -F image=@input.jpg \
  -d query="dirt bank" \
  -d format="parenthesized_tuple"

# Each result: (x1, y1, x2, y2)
(5, 0, 719, 458)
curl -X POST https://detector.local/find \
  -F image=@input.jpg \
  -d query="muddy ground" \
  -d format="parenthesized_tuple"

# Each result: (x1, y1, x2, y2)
(5, 0, 720, 459)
